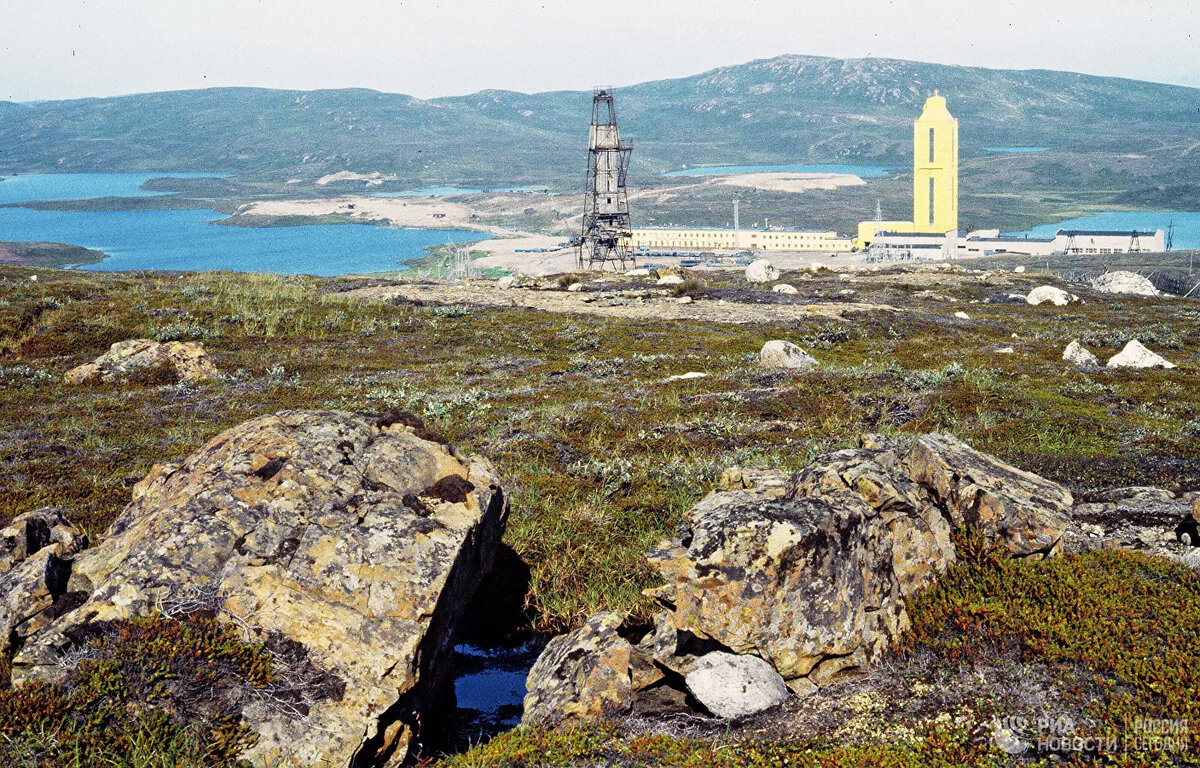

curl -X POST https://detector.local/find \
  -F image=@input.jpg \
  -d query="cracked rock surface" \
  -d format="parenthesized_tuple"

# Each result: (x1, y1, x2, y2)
(11, 410, 507, 768)
(524, 433, 1074, 723)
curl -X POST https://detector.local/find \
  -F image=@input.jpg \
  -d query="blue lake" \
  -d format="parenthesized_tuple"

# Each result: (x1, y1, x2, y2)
(1018, 211, 1200, 251)
(0, 173, 486, 275)
(663, 163, 898, 178)
(982, 146, 1049, 153)
(0, 172, 227, 204)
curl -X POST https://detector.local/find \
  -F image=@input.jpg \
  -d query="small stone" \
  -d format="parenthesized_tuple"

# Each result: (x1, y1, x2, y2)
(759, 341, 818, 371)
(626, 268, 650, 277)
(1013, 265, 1026, 273)
(496, 275, 518, 289)
(954, 311, 970, 320)
(1106, 340, 1176, 369)
(1063, 340, 1100, 368)
(996, 347, 1014, 354)
(772, 283, 797, 294)
(745, 259, 780, 283)
(684, 652, 790, 719)
(676, 296, 693, 304)
(657, 275, 684, 286)
(567, 282, 584, 292)
(665, 371, 708, 382)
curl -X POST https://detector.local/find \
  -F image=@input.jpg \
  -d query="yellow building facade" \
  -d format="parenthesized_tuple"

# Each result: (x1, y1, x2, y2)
(630, 227, 853, 253)
(855, 220, 914, 250)
(912, 93, 958, 233)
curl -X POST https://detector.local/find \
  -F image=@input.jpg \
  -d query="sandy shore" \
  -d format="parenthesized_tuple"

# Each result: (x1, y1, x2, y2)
(239, 169, 875, 276)
(709, 171, 865, 194)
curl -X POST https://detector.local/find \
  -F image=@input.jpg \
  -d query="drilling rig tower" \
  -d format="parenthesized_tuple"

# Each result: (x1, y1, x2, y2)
(578, 88, 634, 271)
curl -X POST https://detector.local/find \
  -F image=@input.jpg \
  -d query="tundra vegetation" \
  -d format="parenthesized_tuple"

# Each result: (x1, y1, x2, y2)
(1, 262, 1199, 765)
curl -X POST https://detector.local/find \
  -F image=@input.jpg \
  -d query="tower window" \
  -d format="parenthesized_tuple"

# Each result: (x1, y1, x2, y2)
(928, 177, 935, 226)
(928, 127, 935, 163)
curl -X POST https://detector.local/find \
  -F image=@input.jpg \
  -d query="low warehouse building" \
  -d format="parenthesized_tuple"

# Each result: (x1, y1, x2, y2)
(630, 226, 853, 253)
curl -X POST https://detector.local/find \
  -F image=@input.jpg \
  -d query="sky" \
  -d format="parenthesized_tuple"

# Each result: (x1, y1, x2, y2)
(2, 0, 1198, 102)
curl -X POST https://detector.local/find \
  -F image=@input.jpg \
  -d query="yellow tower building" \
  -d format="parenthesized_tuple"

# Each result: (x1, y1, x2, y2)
(912, 92, 958, 233)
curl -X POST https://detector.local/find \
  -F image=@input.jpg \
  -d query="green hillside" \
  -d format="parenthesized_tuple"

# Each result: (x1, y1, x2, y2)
(3, 54, 1199, 196)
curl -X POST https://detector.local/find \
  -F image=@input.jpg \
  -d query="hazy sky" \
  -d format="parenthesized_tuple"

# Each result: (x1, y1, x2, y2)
(2, 0, 1198, 102)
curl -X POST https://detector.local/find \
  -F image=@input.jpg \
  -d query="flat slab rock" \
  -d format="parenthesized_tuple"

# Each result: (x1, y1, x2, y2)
(11, 410, 507, 768)
(64, 338, 219, 384)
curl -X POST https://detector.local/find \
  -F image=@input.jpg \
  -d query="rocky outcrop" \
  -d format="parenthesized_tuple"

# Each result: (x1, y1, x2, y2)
(1025, 286, 1077, 306)
(0, 508, 88, 652)
(1063, 340, 1100, 368)
(646, 439, 959, 687)
(760, 340, 818, 370)
(1106, 339, 1176, 369)
(11, 410, 507, 768)
(745, 259, 780, 283)
(684, 652, 791, 719)
(522, 434, 1075, 724)
(906, 433, 1072, 557)
(521, 611, 635, 726)
(1093, 271, 1161, 298)
(64, 339, 219, 384)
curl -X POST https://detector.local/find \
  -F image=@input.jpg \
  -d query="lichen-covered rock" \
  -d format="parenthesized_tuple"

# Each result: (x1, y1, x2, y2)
(0, 508, 88, 652)
(643, 434, 1071, 694)
(64, 338, 219, 384)
(1, 507, 86, 573)
(522, 611, 634, 726)
(905, 433, 1072, 556)
(684, 652, 790, 719)
(12, 410, 507, 768)
(1063, 340, 1100, 368)
(1106, 339, 1176, 369)
(760, 340, 818, 371)
(745, 259, 780, 283)
(646, 442, 956, 687)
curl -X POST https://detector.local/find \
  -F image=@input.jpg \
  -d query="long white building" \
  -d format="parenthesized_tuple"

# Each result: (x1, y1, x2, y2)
(630, 226, 854, 253)
(868, 228, 1166, 261)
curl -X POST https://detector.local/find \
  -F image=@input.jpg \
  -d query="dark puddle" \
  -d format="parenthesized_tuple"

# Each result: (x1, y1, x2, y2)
(446, 639, 545, 748)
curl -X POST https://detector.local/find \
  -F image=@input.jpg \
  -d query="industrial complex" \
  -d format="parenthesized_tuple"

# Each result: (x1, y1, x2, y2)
(625, 92, 1165, 263)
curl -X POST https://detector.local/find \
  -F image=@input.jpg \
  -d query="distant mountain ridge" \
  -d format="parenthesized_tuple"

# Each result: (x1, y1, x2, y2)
(2, 54, 1199, 189)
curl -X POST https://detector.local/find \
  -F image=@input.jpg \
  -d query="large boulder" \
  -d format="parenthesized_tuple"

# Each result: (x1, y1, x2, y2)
(745, 259, 780, 283)
(524, 435, 1076, 725)
(521, 611, 635, 726)
(760, 340, 819, 371)
(1093, 271, 1160, 297)
(684, 651, 790, 719)
(645, 435, 1068, 691)
(1106, 340, 1176, 369)
(0, 508, 88, 652)
(12, 410, 507, 768)
(646, 441, 957, 687)
(64, 339, 219, 384)
(905, 433, 1072, 556)
(1025, 286, 1077, 306)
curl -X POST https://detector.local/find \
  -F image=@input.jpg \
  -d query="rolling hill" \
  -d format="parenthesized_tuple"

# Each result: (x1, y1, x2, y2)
(2, 54, 1199, 199)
